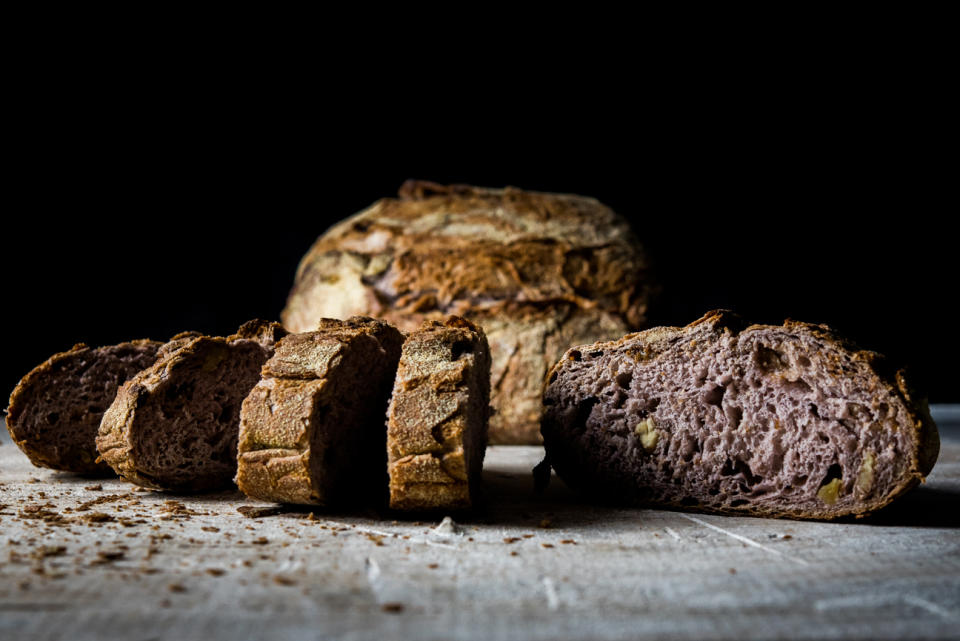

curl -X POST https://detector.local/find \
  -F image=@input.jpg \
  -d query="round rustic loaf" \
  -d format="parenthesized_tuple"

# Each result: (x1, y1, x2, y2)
(282, 181, 653, 443)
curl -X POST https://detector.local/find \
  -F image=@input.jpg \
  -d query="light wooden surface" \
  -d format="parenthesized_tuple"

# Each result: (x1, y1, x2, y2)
(1, 410, 959, 641)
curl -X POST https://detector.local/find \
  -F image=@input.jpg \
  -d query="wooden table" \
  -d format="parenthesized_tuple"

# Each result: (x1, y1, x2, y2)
(2, 409, 958, 641)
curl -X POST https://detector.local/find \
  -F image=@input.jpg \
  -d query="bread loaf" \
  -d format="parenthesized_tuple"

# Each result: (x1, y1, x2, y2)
(282, 181, 653, 443)
(540, 311, 940, 519)
(236, 317, 403, 505)
(387, 317, 491, 511)
(6, 340, 163, 474)
(96, 320, 286, 491)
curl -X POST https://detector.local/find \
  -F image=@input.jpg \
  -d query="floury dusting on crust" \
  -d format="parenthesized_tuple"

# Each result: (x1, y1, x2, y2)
(281, 181, 654, 444)
(540, 311, 939, 520)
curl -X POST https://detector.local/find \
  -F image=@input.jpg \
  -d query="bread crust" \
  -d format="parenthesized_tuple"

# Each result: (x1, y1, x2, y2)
(281, 181, 653, 444)
(540, 310, 941, 520)
(236, 317, 403, 505)
(96, 321, 286, 491)
(6, 339, 162, 474)
(387, 316, 491, 511)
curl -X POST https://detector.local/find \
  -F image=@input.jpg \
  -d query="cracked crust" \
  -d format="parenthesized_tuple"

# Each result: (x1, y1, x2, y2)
(96, 321, 287, 491)
(540, 310, 940, 520)
(387, 316, 491, 511)
(236, 317, 404, 505)
(281, 181, 653, 444)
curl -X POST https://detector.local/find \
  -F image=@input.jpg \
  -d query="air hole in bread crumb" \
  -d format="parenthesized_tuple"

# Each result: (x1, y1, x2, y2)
(616, 372, 632, 390)
(569, 350, 582, 362)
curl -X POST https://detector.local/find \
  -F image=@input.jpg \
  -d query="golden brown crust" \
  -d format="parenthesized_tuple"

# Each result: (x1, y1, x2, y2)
(6, 340, 162, 474)
(281, 182, 653, 444)
(541, 310, 941, 521)
(236, 317, 404, 505)
(387, 316, 491, 511)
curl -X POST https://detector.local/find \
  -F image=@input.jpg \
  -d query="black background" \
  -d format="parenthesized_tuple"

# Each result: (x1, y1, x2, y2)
(3, 45, 955, 404)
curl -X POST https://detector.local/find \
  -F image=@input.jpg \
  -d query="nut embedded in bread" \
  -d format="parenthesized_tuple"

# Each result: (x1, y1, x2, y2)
(6, 340, 164, 474)
(95, 320, 287, 491)
(236, 317, 404, 505)
(281, 181, 653, 444)
(539, 310, 940, 520)
(387, 316, 491, 511)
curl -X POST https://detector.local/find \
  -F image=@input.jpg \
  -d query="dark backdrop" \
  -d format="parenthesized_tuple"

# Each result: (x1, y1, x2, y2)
(3, 70, 955, 404)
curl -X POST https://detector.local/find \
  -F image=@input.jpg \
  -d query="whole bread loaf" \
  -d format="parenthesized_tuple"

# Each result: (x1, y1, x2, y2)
(387, 317, 491, 511)
(6, 340, 163, 474)
(282, 181, 653, 443)
(236, 317, 404, 505)
(96, 320, 286, 491)
(540, 311, 940, 520)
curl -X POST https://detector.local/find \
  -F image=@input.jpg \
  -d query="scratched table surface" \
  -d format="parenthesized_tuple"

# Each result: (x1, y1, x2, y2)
(1, 408, 958, 641)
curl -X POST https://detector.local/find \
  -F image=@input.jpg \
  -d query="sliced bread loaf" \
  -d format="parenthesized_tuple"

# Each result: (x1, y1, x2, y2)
(540, 310, 940, 520)
(387, 317, 491, 511)
(236, 317, 404, 505)
(6, 340, 164, 474)
(96, 320, 286, 491)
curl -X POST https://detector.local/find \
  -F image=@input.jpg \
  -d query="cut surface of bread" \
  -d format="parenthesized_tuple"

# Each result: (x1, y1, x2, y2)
(6, 340, 163, 474)
(96, 320, 286, 491)
(236, 317, 403, 505)
(540, 311, 940, 520)
(387, 316, 491, 511)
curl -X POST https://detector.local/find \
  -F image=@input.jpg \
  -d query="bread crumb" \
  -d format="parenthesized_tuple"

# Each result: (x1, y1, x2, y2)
(560, 540, 577, 545)
(541, 543, 554, 549)
(252, 537, 269, 545)
(168, 584, 186, 593)
(428, 563, 439, 569)
(206, 568, 226, 576)
(273, 575, 296, 586)
(503, 537, 520, 544)
(381, 602, 404, 613)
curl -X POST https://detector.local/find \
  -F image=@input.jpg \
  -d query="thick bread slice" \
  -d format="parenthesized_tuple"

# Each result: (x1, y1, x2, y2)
(387, 316, 491, 511)
(96, 320, 286, 491)
(540, 310, 940, 520)
(236, 317, 403, 505)
(6, 340, 163, 474)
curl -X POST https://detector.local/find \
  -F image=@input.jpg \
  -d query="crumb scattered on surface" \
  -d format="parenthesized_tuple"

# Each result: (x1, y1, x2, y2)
(237, 505, 286, 518)
(381, 602, 404, 613)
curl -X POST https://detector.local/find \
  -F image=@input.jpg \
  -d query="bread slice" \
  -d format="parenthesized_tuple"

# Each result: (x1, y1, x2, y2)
(6, 340, 164, 474)
(96, 320, 286, 491)
(540, 310, 940, 520)
(387, 317, 491, 511)
(236, 317, 404, 505)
